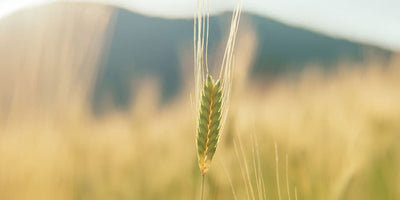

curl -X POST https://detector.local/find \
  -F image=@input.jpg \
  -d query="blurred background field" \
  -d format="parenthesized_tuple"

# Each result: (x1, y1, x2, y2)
(0, 2, 400, 200)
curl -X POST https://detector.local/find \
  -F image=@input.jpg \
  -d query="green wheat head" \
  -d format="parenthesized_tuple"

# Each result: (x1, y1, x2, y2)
(194, 0, 241, 175)
(197, 75, 223, 175)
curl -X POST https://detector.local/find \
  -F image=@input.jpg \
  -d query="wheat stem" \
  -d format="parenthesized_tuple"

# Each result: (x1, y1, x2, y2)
(200, 175, 205, 200)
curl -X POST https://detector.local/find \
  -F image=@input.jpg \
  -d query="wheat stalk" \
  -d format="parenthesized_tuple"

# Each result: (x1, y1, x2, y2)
(194, 0, 242, 176)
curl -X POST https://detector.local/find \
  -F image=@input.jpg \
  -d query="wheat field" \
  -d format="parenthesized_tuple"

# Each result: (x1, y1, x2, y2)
(0, 3, 399, 200)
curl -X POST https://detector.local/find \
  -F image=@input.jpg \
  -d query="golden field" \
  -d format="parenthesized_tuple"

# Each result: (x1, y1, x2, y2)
(0, 3, 399, 200)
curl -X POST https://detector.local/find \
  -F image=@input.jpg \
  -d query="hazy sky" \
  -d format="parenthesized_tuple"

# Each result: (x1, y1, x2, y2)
(1, 0, 400, 51)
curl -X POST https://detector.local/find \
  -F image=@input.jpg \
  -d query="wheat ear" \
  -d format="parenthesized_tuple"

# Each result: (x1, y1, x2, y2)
(194, 0, 242, 176)
(197, 75, 223, 175)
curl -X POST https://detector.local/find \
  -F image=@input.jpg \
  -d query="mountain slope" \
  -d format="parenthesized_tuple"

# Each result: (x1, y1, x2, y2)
(93, 9, 392, 111)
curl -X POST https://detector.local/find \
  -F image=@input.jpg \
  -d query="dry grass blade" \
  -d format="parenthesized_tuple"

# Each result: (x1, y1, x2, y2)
(220, 159, 238, 200)
(275, 142, 282, 200)
(286, 153, 291, 200)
